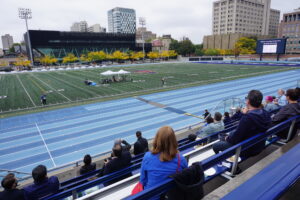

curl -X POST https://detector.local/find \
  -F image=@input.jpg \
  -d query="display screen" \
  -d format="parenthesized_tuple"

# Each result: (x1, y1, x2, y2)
(256, 39, 287, 54)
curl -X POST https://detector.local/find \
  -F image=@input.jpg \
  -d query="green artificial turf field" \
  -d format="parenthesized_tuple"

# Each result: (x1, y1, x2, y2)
(0, 62, 295, 116)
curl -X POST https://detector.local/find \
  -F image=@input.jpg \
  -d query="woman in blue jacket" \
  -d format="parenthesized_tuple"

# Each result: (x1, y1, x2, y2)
(140, 126, 188, 189)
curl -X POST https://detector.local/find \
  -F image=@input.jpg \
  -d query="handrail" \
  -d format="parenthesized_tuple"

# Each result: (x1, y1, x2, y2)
(124, 115, 300, 200)
(0, 169, 31, 175)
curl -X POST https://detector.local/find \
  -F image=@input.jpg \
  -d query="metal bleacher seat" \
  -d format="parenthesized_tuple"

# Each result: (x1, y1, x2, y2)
(222, 143, 300, 200)
(123, 115, 300, 200)
(43, 122, 240, 200)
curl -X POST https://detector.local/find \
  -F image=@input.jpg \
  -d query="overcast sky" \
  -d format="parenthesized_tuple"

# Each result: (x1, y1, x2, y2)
(0, 0, 297, 48)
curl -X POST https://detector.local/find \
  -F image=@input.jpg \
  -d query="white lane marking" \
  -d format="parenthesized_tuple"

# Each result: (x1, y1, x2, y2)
(35, 123, 56, 167)
(16, 75, 36, 107)
(30, 73, 71, 101)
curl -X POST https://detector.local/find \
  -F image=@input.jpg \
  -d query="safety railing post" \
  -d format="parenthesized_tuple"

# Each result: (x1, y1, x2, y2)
(231, 146, 241, 175)
(282, 119, 297, 143)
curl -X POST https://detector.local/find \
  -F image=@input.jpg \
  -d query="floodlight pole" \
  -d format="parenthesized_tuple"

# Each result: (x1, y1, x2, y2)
(19, 8, 34, 66)
(139, 17, 146, 61)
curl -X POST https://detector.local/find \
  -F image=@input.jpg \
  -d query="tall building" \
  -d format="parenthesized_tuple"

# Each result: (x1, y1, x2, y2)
(108, 7, 136, 34)
(88, 24, 106, 33)
(1, 34, 14, 50)
(70, 21, 88, 32)
(212, 0, 280, 37)
(278, 8, 300, 54)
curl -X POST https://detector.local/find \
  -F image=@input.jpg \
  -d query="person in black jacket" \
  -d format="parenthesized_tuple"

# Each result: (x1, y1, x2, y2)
(79, 154, 96, 175)
(272, 88, 300, 140)
(223, 112, 232, 128)
(231, 107, 243, 121)
(99, 144, 132, 185)
(213, 90, 271, 157)
(168, 163, 204, 200)
(0, 173, 25, 200)
(133, 131, 149, 155)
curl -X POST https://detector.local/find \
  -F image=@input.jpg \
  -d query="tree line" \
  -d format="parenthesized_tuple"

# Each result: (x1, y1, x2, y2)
(170, 37, 257, 56)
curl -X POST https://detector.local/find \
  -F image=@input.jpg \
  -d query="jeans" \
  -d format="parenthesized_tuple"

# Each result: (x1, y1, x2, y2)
(213, 141, 233, 154)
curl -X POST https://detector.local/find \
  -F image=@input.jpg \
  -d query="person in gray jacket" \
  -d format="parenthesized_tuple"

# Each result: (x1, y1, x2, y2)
(197, 112, 224, 138)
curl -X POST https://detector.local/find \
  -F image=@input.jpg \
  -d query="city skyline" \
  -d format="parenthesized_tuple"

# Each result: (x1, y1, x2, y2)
(0, 0, 297, 48)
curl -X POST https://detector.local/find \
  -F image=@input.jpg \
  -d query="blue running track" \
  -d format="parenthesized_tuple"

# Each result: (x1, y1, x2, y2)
(0, 69, 299, 177)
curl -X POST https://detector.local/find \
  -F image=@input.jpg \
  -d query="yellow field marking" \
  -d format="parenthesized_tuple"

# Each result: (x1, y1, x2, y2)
(184, 113, 204, 119)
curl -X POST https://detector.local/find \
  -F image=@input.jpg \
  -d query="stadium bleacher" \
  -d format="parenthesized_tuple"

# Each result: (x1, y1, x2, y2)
(1, 88, 299, 200)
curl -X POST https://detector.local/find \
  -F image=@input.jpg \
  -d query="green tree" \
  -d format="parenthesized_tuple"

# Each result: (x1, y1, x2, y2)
(169, 39, 180, 52)
(204, 49, 220, 56)
(177, 39, 195, 56)
(194, 44, 204, 56)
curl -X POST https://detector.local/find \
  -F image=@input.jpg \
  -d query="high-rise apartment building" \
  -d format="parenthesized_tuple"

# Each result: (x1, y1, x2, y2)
(70, 21, 88, 32)
(1, 34, 14, 50)
(88, 24, 106, 33)
(108, 7, 136, 34)
(212, 0, 280, 37)
(278, 8, 300, 53)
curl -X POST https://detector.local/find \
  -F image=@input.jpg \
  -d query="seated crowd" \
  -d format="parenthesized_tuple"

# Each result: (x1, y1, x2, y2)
(1, 88, 299, 200)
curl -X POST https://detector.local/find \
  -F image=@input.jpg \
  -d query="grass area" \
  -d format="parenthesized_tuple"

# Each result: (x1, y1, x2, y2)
(0, 62, 296, 118)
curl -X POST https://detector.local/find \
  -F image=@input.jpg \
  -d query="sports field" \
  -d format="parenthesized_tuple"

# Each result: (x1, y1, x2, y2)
(0, 62, 296, 113)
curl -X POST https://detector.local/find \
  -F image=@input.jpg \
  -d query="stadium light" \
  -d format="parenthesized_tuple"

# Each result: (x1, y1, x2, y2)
(18, 8, 34, 66)
(139, 17, 146, 60)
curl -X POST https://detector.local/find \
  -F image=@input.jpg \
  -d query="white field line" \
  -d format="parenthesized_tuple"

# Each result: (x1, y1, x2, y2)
(48, 72, 102, 97)
(16, 75, 36, 107)
(35, 123, 56, 167)
(30, 73, 71, 101)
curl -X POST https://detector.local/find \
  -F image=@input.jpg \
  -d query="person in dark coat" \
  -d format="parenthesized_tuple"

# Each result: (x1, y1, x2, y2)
(0, 173, 25, 200)
(133, 131, 149, 155)
(213, 90, 272, 157)
(40, 94, 47, 105)
(223, 112, 232, 128)
(23, 165, 59, 200)
(79, 154, 96, 175)
(203, 109, 210, 119)
(231, 107, 243, 121)
(272, 88, 300, 140)
(167, 163, 204, 200)
(295, 87, 300, 103)
(100, 144, 132, 185)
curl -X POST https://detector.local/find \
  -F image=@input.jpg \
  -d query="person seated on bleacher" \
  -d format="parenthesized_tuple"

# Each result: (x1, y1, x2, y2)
(231, 107, 243, 121)
(264, 96, 279, 112)
(213, 90, 272, 157)
(79, 154, 96, 175)
(196, 112, 224, 138)
(272, 88, 300, 140)
(203, 109, 210, 119)
(295, 87, 300, 103)
(140, 126, 188, 190)
(100, 144, 132, 185)
(274, 89, 288, 107)
(133, 131, 149, 155)
(223, 112, 232, 128)
(23, 165, 59, 200)
(114, 138, 131, 152)
(0, 173, 24, 200)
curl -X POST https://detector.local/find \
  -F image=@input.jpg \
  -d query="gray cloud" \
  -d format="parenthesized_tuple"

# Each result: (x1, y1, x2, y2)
(0, 0, 297, 48)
